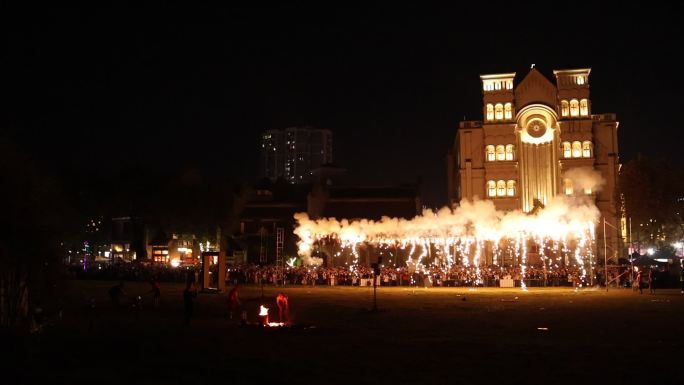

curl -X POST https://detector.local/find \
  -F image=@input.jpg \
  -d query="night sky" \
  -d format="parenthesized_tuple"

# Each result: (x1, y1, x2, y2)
(4, 4, 682, 207)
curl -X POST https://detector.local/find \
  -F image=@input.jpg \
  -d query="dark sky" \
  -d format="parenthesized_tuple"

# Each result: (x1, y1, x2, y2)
(4, 4, 682, 207)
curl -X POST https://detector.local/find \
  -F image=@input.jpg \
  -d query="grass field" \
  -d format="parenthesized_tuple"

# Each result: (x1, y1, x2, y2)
(7, 281, 684, 384)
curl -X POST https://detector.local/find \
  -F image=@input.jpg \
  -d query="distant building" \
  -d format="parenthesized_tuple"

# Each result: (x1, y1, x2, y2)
(235, 178, 421, 265)
(109, 216, 146, 262)
(260, 127, 333, 184)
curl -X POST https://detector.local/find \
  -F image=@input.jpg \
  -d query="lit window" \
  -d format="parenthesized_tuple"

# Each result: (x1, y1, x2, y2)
(497, 180, 506, 197)
(487, 181, 496, 197)
(584, 187, 592, 195)
(562, 142, 571, 158)
(580, 99, 589, 116)
(577, 76, 585, 85)
(506, 180, 516, 196)
(486, 104, 494, 121)
(561, 100, 569, 117)
(582, 141, 593, 158)
(505, 144, 514, 161)
(570, 99, 579, 117)
(495, 104, 503, 120)
(496, 145, 505, 161)
(495, 81, 501, 90)
(504, 103, 512, 120)
(486, 145, 495, 161)
(572, 141, 582, 158)
(564, 179, 574, 195)
(506, 81, 513, 90)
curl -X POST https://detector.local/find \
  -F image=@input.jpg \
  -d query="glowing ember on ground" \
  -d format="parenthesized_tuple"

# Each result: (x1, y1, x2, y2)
(268, 322, 286, 327)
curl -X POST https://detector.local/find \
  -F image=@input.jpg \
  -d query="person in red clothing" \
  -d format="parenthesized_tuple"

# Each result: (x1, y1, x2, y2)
(227, 284, 241, 319)
(276, 292, 290, 324)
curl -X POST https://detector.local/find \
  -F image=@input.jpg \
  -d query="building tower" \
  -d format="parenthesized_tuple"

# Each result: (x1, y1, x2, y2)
(447, 68, 621, 262)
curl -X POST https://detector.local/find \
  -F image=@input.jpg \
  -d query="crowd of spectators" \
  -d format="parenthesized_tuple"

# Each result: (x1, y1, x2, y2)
(69, 262, 632, 288)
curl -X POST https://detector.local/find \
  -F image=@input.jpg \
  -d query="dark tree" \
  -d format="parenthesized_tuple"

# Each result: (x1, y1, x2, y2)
(618, 155, 684, 248)
(0, 139, 72, 329)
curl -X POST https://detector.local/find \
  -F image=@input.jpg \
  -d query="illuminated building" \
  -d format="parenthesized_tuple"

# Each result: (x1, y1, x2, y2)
(447, 67, 621, 261)
(260, 127, 333, 184)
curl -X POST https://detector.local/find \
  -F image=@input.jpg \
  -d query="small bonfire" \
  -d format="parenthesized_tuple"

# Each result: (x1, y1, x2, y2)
(258, 305, 285, 328)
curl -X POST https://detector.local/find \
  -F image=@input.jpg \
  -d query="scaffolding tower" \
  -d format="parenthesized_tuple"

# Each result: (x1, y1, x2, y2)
(276, 227, 284, 284)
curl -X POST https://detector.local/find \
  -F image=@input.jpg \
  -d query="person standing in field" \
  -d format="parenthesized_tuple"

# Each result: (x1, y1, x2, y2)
(635, 270, 643, 295)
(276, 292, 290, 324)
(183, 282, 197, 325)
(227, 284, 241, 320)
(648, 269, 656, 294)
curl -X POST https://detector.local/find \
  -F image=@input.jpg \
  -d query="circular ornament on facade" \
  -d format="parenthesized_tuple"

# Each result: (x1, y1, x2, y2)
(527, 120, 547, 138)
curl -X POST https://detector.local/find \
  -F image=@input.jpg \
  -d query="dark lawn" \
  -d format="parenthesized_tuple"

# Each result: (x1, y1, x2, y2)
(7, 281, 684, 385)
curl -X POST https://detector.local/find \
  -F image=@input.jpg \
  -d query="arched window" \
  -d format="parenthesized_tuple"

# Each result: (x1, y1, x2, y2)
(504, 103, 512, 120)
(570, 99, 579, 117)
(487, 180, 496, 197)
(486, 145, 495, 161)
(506, 81, 513, 90)
(506, 180, 516, 196)
(505, 144, 514, 161)
(572, 141, 582, 158)
(496, 145, 505, 161)
(495, 103, 503, 120)
(562, 142, 572, 158)
(561, 100, 569, 117)
(582, 141, 593, 158)
(580, 99, 589, 116)
(495, 81, 501, 90)
(564, 179, 574, 195)
(486, 104, 494, 121)
(576, 76, 585, 85)
(497, 180, 506, 197)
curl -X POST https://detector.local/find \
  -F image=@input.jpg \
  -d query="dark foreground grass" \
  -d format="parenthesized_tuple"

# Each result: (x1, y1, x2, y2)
(6, 281, 684, 385)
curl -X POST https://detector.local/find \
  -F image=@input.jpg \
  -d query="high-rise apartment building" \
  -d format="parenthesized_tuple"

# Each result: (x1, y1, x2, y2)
(260, 127, 333, 183)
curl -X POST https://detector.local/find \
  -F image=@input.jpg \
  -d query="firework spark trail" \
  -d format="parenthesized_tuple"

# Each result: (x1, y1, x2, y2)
(520, 233, 528, 291)
(492, 242, 499, 266)
(462, 239, 471, 267)
(351, 242, 360, 277)
(416, 240, 428, 273)
(474, 241, 482, 285)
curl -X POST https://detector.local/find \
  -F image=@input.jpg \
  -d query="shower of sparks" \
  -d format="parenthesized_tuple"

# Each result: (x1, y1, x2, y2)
(293, 196, 600, 290)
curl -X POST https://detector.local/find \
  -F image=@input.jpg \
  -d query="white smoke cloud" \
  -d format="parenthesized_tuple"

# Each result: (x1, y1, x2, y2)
(563, 167, 605, 193)
(301, 255, 323, 267)
(293, 195, 601, 258)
